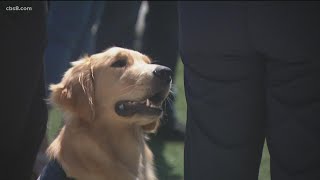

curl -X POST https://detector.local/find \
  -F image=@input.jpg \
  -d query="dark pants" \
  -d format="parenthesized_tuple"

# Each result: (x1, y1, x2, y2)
(142, 1, 179, 128)
(142, 1, 178, 73)
(95, 1, 141, 52)
(0, 1, 48, 180)
(45, 1, 105, 96)
(179, 2, 320, 180)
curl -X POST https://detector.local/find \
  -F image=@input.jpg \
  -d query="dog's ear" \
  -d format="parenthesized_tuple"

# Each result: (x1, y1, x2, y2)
(142, 120, 160, 133)
(50, 56, 95, 121)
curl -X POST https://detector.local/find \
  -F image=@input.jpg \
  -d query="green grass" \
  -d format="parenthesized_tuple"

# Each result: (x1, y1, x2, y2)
(47, 59, 270, 180)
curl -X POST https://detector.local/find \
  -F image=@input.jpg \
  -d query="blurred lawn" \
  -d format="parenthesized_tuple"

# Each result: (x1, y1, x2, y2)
(47, 59, 270, 180)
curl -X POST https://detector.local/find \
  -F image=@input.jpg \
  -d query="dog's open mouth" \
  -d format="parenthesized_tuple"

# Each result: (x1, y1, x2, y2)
(115, 92, 166, 117)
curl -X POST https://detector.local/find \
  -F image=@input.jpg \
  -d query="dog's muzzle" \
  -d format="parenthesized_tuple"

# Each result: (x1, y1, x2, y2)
(115, 66, 172, 117)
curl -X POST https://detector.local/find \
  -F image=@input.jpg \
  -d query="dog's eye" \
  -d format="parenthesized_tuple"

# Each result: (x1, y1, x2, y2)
(111, 58, 127, 68)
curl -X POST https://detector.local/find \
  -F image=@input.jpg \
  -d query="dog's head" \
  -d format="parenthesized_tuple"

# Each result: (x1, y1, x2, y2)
(50, 47, 172, 132)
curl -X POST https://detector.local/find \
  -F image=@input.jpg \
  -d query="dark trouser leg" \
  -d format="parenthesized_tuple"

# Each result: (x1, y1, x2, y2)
(45, 1, 99, 95)
(247, 3, 320, 179)
(0, 2, 48, 179)
(142, 1, 179, 129)
(142, 1, 178, 72)
(95, 1, 141, 53)
(266, 56, 320, 180)
(71, 1, 106, 60)
(182, 54, 265, 180)
(179, 3, 265, 179)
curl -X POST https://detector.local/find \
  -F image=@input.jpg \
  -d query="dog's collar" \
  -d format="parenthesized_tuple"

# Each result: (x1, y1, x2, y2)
(38, 159, 75, 180)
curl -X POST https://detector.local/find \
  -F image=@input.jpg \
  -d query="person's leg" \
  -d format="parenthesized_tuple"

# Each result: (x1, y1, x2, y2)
(0, 1, 48, 179)
(266, 52, 320, 180)
(95, 1, 141, 53)
(179, 2, 265, 179)
(71, 1, 106, 60)
(142, 1, 182, 139)
(142, 1, 178, 72)
(44, 1, 94, 92)
(248, 2, 320, 179)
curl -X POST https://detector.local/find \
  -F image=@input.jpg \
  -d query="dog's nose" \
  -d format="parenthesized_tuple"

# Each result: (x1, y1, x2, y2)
(153, 66, 172, 83)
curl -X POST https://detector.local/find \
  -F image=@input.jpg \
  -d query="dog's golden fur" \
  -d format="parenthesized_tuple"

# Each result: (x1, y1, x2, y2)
(47, 47, 171, 180)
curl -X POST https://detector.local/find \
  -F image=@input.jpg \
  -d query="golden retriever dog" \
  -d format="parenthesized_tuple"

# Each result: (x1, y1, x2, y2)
(43, 47, 172, 180)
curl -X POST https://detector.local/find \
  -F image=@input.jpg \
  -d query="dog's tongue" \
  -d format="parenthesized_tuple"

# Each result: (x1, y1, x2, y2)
(115, 102, 162, 117)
